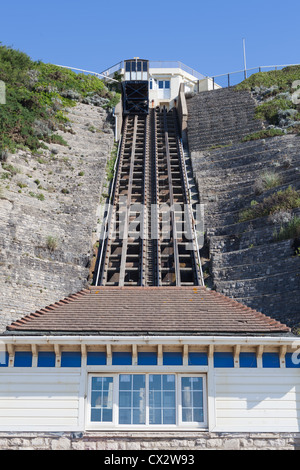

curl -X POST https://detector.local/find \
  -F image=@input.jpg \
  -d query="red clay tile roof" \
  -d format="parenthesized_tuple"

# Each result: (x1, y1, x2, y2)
(6, 286, 290, 335)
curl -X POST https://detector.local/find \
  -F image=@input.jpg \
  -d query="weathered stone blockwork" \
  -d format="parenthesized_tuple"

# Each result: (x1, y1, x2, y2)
(186, 87, 263, 152)
(187, 87, 300, 329)
(0, 432, 299, 450)
(0, 102, 114, 332)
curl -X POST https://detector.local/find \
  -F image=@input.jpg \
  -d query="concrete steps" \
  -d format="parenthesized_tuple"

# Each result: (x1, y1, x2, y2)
(187, 87, 264, 151)
(186, 85, 300, 328)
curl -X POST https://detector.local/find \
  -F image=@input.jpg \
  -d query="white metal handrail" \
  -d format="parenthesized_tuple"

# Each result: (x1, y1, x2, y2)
(210, 63, 300, 88)
(54, 64, 119, 83)
(211, 63, 300, 79)
(179, 138, 205, 287)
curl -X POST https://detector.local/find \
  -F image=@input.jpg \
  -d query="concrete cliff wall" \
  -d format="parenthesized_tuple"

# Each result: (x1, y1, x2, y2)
(0, 102, 114, 331)
(187, 87, 300, 329)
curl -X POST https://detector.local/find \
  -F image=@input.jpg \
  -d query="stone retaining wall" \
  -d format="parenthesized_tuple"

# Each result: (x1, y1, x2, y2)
(0, 102, 114, 332)
(186, 86, 300, 328)
(0, 432, 299, 450)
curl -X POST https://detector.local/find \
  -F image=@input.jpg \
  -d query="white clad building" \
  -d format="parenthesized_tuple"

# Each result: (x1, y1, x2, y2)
(0, 286, 300, 449)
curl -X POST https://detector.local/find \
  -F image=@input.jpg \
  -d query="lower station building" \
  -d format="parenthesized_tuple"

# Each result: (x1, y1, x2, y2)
(0, 287, 300, 448)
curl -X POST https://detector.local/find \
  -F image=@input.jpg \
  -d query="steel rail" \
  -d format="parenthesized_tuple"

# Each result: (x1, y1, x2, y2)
(177, 135, 204, 287)
(162, 108, 181, 286)
(152, 109, 162, 286)
(96, 107, 202, 287)
(118, 115, 138, 286)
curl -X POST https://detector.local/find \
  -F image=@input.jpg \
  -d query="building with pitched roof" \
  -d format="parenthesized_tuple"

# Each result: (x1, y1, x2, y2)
(1, 285, 300, 449)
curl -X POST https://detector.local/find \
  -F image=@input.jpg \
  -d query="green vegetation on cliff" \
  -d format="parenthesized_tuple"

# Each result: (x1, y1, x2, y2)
(236, 65, 300, 92)
(236, 65, 300, 131)
(239, 186, 300, 222)
(0, 45, 120, 153)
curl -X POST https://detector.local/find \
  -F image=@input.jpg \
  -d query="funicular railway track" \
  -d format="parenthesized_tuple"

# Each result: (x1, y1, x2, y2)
(95, 107, 203, 287)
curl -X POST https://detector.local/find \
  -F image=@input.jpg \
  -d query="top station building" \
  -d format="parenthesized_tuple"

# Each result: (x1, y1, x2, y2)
(102, 58, 219, 111)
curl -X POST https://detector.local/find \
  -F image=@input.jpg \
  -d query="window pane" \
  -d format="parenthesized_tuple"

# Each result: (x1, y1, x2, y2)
(137, 61, 141, 71)
(92, 377, 103, 391)
(158, 81, 164, 89)
(102, 408, 113, 422)
(182, 408, 193, 422)
(91, 408, 102, 422)
(91, 377, 113, 423)
(133, 407, 145, 425)
(119, 408, 131, 425)
(133, 374, 145, 389)
(149, 390, 161, 408)
(119, 375, 145, 425)
(149, 374, 161, 390)
(149, 408, 161, 425)
(194, 408, 204, 423)
(163, 408, 176, 425)
(191, 377, 203, 390)
(163, 391, 175, 407)
(181, 376, 203, 423)
(143, 61, 148, 71)
(165, 81, 170, 89)
(149, 375, 176, 425)
(163, 374, 176, 390)
(126, 62, 131, 72)
(119, 374, 132, 390)
(119, 391, 131, 407)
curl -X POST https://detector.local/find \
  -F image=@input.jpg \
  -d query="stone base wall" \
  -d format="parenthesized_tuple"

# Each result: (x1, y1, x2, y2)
(0, 432, 299, 450)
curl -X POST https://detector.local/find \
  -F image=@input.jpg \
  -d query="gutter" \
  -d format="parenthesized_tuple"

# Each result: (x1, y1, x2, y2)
(0, 334, 299, 347)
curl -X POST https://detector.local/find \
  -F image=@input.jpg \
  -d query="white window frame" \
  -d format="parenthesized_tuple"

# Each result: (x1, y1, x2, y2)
(178, 374, 207, 428)
(86, 372, 207, 431)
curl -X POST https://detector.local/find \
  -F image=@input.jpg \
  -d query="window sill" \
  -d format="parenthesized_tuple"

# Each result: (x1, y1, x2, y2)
(85, 425, 208, 432)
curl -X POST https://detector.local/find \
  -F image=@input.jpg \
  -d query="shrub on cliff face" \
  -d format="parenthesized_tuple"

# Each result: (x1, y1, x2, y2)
(239, 186, 300, 222)
(254, 171, 282, 195)
(46, 236, 59, 252)
(273, 216, 300, 242)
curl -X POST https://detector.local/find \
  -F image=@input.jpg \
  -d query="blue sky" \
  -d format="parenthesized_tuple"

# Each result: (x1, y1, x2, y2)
(1, 0, 299, 78)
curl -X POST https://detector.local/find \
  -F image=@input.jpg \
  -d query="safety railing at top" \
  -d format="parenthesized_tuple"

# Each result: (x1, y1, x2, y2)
(211, 63, 300, 89)
(149, 61, 206, 81)
(56, 62, 300, 89)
